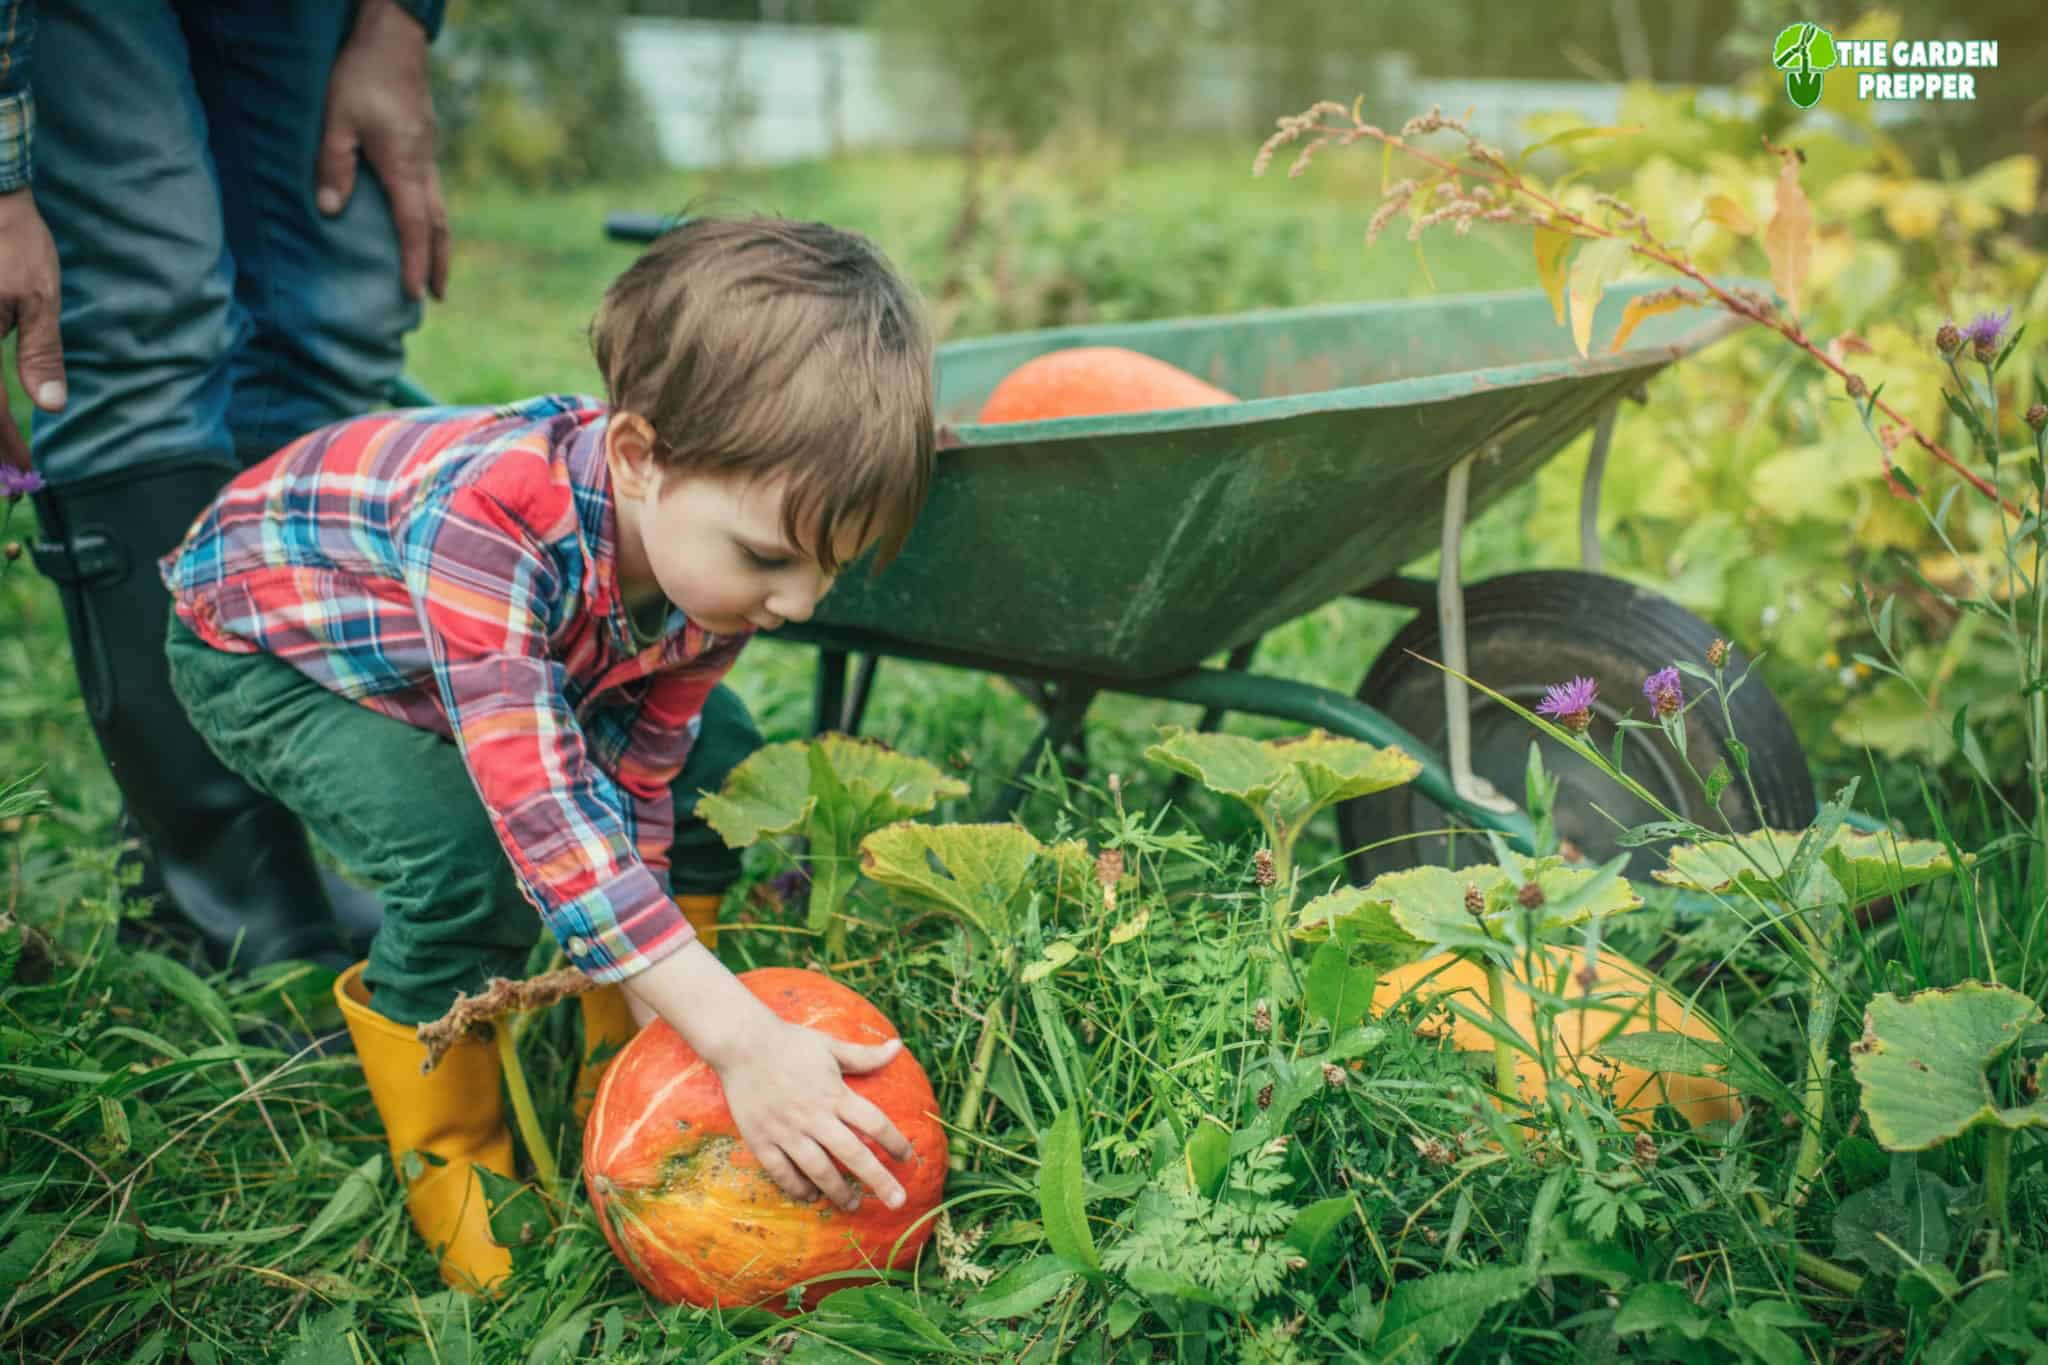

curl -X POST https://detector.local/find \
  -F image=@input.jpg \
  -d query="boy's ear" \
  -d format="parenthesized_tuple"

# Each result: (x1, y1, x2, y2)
(605, 412, 659, 498)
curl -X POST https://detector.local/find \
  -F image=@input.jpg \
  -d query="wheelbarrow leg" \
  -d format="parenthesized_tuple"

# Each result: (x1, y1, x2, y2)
(1440, 453, 1517, 815)
(991, 681, 1098, 820)
(1578, 401, 1619, 573)
(812, 648, 849, 736)
(844, 655, 882, 735)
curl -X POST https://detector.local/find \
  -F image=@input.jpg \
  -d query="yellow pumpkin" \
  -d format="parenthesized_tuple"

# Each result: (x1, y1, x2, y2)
(1373, 946, 1741, 1129)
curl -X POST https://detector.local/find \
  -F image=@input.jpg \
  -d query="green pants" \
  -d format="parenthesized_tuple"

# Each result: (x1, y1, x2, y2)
(164, 608, 761, 1024)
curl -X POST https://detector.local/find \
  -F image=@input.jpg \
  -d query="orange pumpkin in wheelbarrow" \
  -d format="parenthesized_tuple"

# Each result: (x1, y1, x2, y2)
(976, 345, 1239, 423)
(582, 968, 946, 1311)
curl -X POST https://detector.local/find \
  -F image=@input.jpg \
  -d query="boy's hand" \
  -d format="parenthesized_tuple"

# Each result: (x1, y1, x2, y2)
(0, 189, 65, 475)
(621, 941, 918, 1212)
(704, 1017, 916, 1211)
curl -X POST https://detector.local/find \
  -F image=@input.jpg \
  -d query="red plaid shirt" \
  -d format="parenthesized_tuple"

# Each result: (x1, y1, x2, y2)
(160, 396, 750, 983)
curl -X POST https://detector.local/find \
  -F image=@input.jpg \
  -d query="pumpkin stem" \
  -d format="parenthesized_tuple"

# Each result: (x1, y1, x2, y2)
(1783, 957, 1840, 1210)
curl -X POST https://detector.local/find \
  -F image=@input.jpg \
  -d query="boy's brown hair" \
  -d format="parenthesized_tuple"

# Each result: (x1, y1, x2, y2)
(589, 213, 935, 572)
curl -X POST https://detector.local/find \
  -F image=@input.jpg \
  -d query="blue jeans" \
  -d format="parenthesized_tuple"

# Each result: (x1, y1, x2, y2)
(28, 0, 420, 488)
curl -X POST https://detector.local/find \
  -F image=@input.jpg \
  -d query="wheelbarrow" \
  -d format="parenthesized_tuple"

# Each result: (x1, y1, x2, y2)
(403, 216, 1825, 881)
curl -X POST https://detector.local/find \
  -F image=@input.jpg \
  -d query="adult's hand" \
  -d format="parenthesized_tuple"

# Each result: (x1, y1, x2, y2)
(316, 0, 449, 302)
(0, 188, 64, 475)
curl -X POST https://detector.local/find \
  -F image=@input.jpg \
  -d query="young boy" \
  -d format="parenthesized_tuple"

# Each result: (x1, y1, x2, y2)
(158, 215, 937, 1293)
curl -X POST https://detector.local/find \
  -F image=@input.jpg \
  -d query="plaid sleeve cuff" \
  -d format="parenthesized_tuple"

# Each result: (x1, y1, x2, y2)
(551, 868, 696, 983)
(0, 89, 32, 194)
(392, 0, 444, 41)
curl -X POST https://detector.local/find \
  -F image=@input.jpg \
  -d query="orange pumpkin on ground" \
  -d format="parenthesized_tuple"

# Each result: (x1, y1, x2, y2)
(975, 345, 1239, 424)
(1374, 946, 1741, 1129)
(583, 968, 946, 1311)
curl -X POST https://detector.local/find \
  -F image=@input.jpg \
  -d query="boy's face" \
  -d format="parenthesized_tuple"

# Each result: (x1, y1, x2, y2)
(606, 416, 867, 637)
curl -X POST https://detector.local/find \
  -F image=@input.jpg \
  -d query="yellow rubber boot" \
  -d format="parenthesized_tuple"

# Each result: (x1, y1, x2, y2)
(334, 962, 516, 1293)
(570, 895, 721, 1121)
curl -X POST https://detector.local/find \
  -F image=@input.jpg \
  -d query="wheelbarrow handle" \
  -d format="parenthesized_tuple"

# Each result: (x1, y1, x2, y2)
(603, 212, 673, 244)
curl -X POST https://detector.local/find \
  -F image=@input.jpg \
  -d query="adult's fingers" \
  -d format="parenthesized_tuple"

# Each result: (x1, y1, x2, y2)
(785, 1135, 860, 1212)
(371, 139, 432, 302)
(838, 1091, 915, 1163)
(817, 1122, 908, 1211)
(314, 115, 361, 218)
(755, 1145, 821, 1206)
(14, 288, 67, 413)
(425, 162, 450, 302)
(832, 1036, 903, 1075)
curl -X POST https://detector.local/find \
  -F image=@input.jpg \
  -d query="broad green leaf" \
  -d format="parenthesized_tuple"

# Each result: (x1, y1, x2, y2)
(1568, 238, 1637, 358)
(1183, 1118, 1231, 1197)
(859, 822, 1043, 942)
(1304, 940, 1378, 1030)
(1144, 727, 1419, 830)
(1142, 730, 1286, 807)
(1374, 1267, 1533, 1364)
(1517, 124, 1643, 171)
(1291, 885, 1416, 953)
(1613, 1281, 1710, 1339)
(1823, 831, 1967, 907)
(1038, 1108, 1099, 1274)
(1309, 859, 1641, 955)
(1284, 1196, 1354, 1271)
(1655, 828, 1827, 900)
(699, 735, 968, 929)
(1853, 984, 2048, 1150)
(1534, 226, 1574, 326)
(1270, 732, 1423, 812)
(961, 1254, 1075, 1320)
(1831, 1156, 1966, 1277)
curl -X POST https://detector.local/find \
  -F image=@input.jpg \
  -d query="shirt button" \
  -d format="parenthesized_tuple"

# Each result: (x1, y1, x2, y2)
(567, 935, 591, 957)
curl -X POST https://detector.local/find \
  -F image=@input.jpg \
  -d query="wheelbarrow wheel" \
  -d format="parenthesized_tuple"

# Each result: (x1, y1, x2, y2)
(1338, 570, 1815, 884)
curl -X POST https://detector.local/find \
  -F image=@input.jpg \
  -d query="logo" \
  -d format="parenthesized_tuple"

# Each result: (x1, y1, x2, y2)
(1773, 23, 1837, 109)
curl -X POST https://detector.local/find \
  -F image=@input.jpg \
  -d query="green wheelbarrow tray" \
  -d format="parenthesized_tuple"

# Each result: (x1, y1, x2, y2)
(771, 278, 1773, 850)
(797, 279, 1752, 682)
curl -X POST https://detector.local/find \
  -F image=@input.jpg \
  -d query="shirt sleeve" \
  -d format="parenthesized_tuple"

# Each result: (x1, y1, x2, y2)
(0, 2, 36, 193)
(392, 0, 445, 41)
(401, 481, 695, 983)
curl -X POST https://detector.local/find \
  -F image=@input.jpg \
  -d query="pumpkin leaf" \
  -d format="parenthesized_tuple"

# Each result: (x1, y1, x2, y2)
(1303, 859, 1640, 957)
(1764, 149, 1814, 318)
(1534, 226, 1575, 326)
(859, 822, 1043, 943)
(1656, 826, 1963, 909)
(1144, 727, 1418, 834)
(1142, 730, 1288, 808)
(1822, 831, 1967, 907)
(1851, 983, 2048, 1151)
(1038, 1107, 1100, 1275)
(700, 736, 968, 931)
(1609, 290, 1705, 353)
(1303, 940, 1379, 1032)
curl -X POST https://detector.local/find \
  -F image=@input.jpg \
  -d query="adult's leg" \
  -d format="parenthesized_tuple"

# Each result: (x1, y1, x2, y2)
(24, 0, 365, 970)
(180, 0, 420, 465)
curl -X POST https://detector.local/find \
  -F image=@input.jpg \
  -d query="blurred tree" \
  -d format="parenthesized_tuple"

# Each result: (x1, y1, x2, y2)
(434, 0, 664, 188)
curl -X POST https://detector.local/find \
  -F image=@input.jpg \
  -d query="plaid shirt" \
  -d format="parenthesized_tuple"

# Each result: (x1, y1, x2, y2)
(0, 0, 31, 193)
(0, 0, 444, 193)
(160, 396, 751, 984)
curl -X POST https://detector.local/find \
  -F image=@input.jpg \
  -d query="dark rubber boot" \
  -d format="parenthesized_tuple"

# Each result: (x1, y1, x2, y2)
(29, 462, 381, 974)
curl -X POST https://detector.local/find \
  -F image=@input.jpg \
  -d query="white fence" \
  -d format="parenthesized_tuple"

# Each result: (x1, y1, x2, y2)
(616, 17, 1897, 170)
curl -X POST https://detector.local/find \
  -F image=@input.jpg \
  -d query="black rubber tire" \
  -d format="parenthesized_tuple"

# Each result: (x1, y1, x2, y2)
(1338, 570, 1816, 883)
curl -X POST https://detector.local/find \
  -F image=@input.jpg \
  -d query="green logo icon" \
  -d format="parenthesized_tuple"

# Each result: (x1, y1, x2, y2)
(1773, 22, 1837, 109)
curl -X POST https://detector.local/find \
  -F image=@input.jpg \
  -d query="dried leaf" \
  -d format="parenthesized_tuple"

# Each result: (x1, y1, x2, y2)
(1764, 151, 1814, 317)
(1534, 226, 1574, 326)
(1609, 291, 1703, 353)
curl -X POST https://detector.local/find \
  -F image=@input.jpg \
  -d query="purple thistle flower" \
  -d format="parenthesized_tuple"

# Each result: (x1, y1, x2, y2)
(0, 466, 44, 501)
(1536, 676, 1598, 734)
(1960, 308, 2011, 348)
(1643, 666, 1683, 720)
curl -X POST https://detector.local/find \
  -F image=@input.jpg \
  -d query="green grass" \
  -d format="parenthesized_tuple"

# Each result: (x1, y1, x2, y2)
(5, 142, 2046, 1362)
